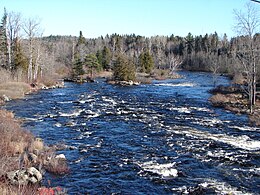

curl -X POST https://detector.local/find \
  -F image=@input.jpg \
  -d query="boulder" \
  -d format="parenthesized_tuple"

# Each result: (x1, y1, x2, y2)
(55, 154, 66, 160)
(2, 94, 10, 102)
(7, 167, 42, 185)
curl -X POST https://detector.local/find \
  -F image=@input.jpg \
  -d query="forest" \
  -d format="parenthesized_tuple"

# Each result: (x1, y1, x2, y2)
(0, 2, 260, 194)
(0, 3, 259, 111)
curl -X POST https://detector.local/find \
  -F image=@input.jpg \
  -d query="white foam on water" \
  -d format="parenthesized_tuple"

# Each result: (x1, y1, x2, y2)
(200, 179, 254, 195)
(170, 107, 191, 113)
(168, 127, 260, 151)
(233, 167, 260, 176)
(23, 117, 39, 121)
(54, 123, 62, 127)
(154, 82, 196, 87)
(102, 96, 117, 105)
(190, 106, 212, 112)
(191, 117, 223, 127)
(57, 101, 73, 104)
(229, 125, 260, 132)
(59, 109, 85, 117)
(78, 100, 87, 104)
(137, 161, 178, 178)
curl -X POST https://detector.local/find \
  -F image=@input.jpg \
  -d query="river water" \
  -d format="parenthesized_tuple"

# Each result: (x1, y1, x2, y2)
(4, 71, 260, 194)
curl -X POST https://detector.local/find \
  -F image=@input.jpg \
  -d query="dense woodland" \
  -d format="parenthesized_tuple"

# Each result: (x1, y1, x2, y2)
(0, 4, 259, 109)
(0, 12, 259, 81)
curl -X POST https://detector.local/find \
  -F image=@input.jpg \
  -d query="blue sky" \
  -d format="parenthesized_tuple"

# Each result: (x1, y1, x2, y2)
(0, 0, 253, 38)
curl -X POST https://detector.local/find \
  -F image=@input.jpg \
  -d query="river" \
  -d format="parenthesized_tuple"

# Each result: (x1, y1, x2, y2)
(4, 71, 260, 194)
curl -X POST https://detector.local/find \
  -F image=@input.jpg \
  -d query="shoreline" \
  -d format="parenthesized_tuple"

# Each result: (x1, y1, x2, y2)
(0, 81, 68, 194)
(209, 85, 260, 126)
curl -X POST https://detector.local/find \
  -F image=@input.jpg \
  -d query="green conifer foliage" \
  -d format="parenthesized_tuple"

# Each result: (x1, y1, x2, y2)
(102, 46, 112, 70)
(73, 57, 85, 76)
(13, 39, 28, 71)
(139, 50, 154, 74)
(0, 9, 8, 68)
(85, 53, 101, 78)
(113, 54, 136, 81)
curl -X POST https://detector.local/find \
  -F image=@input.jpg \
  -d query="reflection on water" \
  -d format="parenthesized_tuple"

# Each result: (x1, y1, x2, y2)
(4, 71, 260, 194)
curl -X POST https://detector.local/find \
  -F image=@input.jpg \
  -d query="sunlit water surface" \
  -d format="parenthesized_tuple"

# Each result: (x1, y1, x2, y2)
(5, 72, 260, 194)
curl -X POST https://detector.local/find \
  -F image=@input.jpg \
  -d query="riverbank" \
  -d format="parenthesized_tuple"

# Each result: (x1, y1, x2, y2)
(209, 85, 260, 126)
(64, 70, 182, 85)
(0, 81, 68, 194)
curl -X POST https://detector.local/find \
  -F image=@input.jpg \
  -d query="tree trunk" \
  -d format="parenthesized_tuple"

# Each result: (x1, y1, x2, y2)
(33, 46, 41, 81)
(28, 38, 33, 82)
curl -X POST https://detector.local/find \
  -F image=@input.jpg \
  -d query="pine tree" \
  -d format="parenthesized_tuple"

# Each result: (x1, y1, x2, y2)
(0, 9, 8, 69)
(113, 54, 136, 81)
(73, 31, 87, 77)
(73, 56, 85, 76)
(185, 32, 194, 55)
(77, 31, 86, 46)
(139, 50, 154, 74)
(85, 53, 101, 78)
(13, 39, 27, 71)
(96, 50, 103, 65)
(102, 46, 111, 70)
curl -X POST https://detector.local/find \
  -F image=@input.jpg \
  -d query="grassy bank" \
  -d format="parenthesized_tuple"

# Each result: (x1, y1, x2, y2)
(209, 85, 260, 126)
(0, 82, 68, 194)
(0, 109, 39, 194)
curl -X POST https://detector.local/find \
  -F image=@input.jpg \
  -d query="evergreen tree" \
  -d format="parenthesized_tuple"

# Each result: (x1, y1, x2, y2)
(77, 31, 86, 46)
(0, 9, 8, 69)
(96, 50, 103, 65)
(139, 50, 154, 74)
(102, 46, 112, 70)
(211, 32, 219, 54)
(85, 53, 101, 78)
(185, 32, 194, 55)
(13, 39, 27, 71)
(73, 56, 85, 76)
(113, 54, 136, 81)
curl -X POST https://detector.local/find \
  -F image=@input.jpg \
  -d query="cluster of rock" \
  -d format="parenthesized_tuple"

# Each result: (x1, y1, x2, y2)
(107, 80, 140, 86)
(31, 80, 65, 90)
(0, 94, 10, 102)
(3, 137, 68, 187)
(64, 76, 94, 83)
(6, 167, 42, 185)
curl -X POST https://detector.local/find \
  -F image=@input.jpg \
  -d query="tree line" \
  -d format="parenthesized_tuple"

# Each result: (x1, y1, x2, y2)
(0, 3, 259, 111)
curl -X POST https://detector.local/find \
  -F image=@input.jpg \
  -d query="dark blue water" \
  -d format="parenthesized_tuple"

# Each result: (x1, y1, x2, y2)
(4, 72, 260, 194)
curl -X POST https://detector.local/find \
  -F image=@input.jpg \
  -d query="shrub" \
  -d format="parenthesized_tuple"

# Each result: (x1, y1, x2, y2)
(209, 93, 229, 107)
(0, 110, 33, 157)
(44, 157, 70, 175)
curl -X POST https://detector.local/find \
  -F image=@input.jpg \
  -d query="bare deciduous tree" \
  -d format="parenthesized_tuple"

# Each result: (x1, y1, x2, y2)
(6, 11, 22, 69)
(168, 53, 183, 73)
(23, 17, 42, 82)
(233, 2, 260, 113)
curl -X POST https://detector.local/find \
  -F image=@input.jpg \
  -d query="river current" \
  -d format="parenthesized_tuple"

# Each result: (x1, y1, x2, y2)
(4, 71, 260, 194)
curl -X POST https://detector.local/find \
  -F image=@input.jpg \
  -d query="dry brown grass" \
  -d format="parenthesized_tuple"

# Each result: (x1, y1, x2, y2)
(30, 139, 44, 151)
(0, 109, 41, 194)
(0, 110, 33, 157)
(44, 157, 70, 175)
(209, 93, 230, 106)
(0, 82, 31, 100)
(0, 183, 39, 195)
(0, 69, 13, 84)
